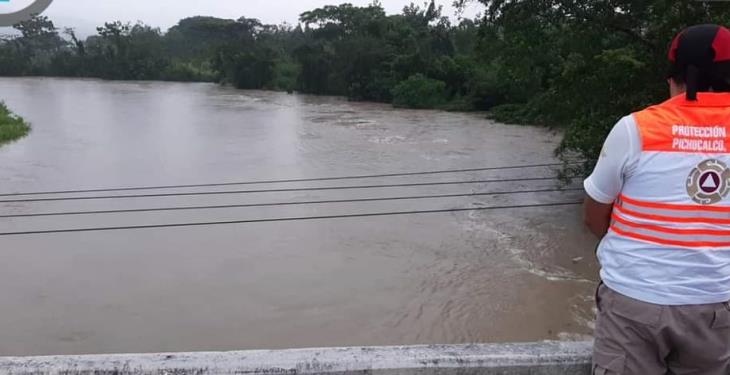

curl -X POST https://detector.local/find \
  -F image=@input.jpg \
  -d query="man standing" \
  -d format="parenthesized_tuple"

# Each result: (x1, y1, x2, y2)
(584, 25, 730, 374)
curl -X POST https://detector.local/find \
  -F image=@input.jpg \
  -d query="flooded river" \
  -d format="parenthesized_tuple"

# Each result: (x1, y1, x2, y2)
(0, 78, 598, 356)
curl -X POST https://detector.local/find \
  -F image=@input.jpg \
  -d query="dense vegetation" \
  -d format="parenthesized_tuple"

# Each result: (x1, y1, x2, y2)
(0, 103, 30, 145)
(456, 0, 730, 175)
(1, 1, 730, 172)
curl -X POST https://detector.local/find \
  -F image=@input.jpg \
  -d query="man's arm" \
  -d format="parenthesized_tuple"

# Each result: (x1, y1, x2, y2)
(582, 116, 638, 239)
(584, 196, 613, 238)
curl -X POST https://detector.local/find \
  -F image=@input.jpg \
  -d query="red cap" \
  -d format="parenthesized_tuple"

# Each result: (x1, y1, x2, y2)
(668, 25, 730, 101)
(669, 24, 730, 63)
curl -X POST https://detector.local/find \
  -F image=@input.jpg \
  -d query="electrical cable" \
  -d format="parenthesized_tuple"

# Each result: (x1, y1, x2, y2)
(0, 176, 564, 204)
(0, 201, 583, 237)
(0, 162, 575, 197)
(0, 187, 583, 218)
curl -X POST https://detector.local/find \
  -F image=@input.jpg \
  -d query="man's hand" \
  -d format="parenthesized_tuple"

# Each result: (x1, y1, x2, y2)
(584, 195, 613, 238)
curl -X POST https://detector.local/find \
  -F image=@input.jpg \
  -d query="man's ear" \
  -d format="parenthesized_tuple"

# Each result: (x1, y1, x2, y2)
(668, 78, 686, 97)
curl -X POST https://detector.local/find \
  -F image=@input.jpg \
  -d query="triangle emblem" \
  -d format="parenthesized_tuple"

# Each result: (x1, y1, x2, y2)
(702, 174, 718, 189)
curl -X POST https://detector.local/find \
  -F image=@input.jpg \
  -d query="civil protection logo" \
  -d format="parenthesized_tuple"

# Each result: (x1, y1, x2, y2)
(686, 159, 730, 205)
(0, 0, 53, 27)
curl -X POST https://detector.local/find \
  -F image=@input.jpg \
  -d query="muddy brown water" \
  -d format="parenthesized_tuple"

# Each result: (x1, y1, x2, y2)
(0, 78, 598, 356)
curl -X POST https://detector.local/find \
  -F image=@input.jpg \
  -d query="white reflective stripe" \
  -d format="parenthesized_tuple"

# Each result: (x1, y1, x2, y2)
(617, 199, 730, 221)
(612, 206, 730, 235)
(611, 220, 730, 248)
(614, 204, 730, 226)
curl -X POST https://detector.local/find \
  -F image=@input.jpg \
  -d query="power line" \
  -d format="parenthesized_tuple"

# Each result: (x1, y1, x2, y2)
(0, 201, 583, 237)
(0, 187, 583, 218)
(0, 176, 562, 204)
(0, 162, 573, 197)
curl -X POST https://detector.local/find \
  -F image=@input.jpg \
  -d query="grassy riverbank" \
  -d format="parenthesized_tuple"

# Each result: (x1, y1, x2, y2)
(0, 103, 30, 145)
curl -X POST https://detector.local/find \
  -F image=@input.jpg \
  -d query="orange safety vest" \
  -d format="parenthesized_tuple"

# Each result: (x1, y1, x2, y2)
(597, 92, 730, 304)
(610, 93, 730, 248)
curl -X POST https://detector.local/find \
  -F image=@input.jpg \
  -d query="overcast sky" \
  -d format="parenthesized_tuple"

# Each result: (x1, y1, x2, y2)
(0, 0, 484, 37)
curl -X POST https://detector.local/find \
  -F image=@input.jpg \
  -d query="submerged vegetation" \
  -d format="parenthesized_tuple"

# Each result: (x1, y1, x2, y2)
(0, 103, 30, 145)
(1, 1, 729, 172)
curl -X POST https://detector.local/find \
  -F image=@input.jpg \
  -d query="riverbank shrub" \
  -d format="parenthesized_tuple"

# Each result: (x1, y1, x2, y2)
(392, 74, 448, 109)
(270, 59, 301, 92)
(0, 103, 31, 145)
(161, 61, 216, 82)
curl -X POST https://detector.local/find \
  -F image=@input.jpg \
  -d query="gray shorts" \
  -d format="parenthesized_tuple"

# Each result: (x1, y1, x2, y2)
(593, 284, 730, 374)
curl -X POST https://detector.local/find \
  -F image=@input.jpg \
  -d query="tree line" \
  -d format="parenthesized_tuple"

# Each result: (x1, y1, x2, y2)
(0, 1, 479, 106)
(1, 1, 729, 172)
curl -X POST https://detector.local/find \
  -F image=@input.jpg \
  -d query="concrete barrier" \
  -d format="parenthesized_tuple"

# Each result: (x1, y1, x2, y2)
(0, 341, 593, 375)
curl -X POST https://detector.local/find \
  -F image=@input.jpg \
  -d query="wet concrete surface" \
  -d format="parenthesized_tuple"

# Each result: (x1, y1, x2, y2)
(0, 78, 599, 356)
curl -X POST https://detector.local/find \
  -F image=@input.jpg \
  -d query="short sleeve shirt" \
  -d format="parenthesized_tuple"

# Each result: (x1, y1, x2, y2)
(584, 116, 641, 204)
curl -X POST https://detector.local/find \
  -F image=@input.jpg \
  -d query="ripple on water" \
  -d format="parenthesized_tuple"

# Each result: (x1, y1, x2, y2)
(368, 135, 408, 144)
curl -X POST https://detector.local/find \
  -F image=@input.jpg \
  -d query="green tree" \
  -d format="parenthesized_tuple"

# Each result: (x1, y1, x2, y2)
(3, 16, 66, 75)
(455, 0, 730, 175)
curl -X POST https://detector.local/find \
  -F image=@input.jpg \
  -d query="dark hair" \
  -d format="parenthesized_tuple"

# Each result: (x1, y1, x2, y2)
(667, 61, 730, 99)
(667, 24, 730, 100)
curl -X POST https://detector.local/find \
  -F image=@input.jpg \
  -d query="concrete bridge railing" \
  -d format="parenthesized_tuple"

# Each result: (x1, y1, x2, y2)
(0, 341, 593, 375)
